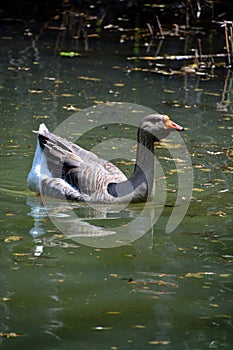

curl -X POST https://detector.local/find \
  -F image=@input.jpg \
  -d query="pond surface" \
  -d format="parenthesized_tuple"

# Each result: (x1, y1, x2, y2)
(0, 21, 233, 349)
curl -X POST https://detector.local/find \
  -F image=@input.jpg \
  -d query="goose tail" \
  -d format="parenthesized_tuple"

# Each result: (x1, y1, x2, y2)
(33, 123, 51, 149)
(27, 124, 51, 193)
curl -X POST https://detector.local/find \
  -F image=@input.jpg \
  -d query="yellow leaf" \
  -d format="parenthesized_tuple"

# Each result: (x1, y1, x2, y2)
(114, 83, 124, 87)
(104, 311, 122, 315)
(203, 92, 220, 97)
(210, 303, 219, 308)
(4, 236, 23, 243)
(33, 115, 50, 119)
(93, 100, 104, 104)
(200, 168, 211, 172)
(7, 145, 19, 148)
(219, 274, 231, 278)
(28, 89, 43, 94)
(77, 76, 101, 82)
(60, 51, 80, 57)
(193, 188, 204, 192)
(148, 340, 171, 345)
(164, 89, 175, 93)
(0, 332, 23, 338)
(59, 93, 74, 97)
(116, 160, 134, 166)
(62, 105, 80, 111)
(207, 211, 227, 217)
(216, 314, 232, 319)
(184, 272, 214, 279)
(12, 253, 30, 257)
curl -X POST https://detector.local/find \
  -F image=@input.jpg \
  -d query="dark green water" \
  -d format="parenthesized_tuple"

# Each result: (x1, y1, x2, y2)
(0, 22, 232, 349)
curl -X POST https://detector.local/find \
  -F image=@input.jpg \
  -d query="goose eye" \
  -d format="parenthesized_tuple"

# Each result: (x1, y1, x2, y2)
(153, 117, 161, 123)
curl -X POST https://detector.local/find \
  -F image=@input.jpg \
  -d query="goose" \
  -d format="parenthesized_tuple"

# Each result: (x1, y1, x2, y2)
(27, 114, 183, 203)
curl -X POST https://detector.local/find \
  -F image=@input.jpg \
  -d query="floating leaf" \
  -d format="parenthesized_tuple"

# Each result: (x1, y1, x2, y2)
(93, 100, 104, 104)
(220, 255, 233, 263)
(6, 145, 19, 149)
(33, 115, 50, 119)
(193, 188, 204, 192)
(206, 151, 223, 155)
(218, 189, 229, 193)
(77, 76, 101, 82)
(59, 93, 74, 97)
(0, 332, 23, 338)
(199, 316, 211, 320)
(184, 272, 215, 279)
(203, 92, 220, 96)
(28, 89, 43, 94)
(109, 273, 119, 278)
(148, 340, 171, 345)
(210, 303, 219, 308)
(178, 247, 187, 251)
(104, 311, 122, 315)
(62, 105, 80, 111)
(216, 314, 232, 319)
(92, 326, 112, 331)
(200, 168, 211, 172)
(0, 297, 11, 301)
(12, 253, 30, 257)
(124, 254, 135, 258)
(116, 160, 134, 166)
(4, 236, 23, 243)
(164, 89, 175, 93)
(114, 83, 124, 87)
(60, 51, 81, 57)
(207, 211, 227, 217)
(219, 273, 231, 278)
(44, 76, 55, 81)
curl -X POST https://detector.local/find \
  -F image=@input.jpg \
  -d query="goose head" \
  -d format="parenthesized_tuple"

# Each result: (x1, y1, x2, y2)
(139, 114, 184, 142)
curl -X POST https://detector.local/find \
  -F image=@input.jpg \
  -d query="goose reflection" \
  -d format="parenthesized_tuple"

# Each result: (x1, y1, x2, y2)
(27, 195, 161, 249)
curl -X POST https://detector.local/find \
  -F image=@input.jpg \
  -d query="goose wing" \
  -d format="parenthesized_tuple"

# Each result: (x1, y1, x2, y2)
(36, 124, 127, 201)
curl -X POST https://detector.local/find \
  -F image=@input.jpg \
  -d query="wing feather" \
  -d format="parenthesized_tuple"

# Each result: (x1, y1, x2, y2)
(36, 125, 127, 201)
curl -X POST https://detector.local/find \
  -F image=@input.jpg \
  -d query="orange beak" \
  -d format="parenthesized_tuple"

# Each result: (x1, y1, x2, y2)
(164, 116, 184, 131)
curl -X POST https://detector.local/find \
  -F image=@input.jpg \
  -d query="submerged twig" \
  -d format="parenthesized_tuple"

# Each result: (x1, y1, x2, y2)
(224, 22, 231, 67)
(197, 38, 202, 62)
(156, 15, 164, 39)
(185, 0, 191, 29)
(196, 0, 201, 19)
(127, 53, 227, 61)
(216, 69, 233, 111)
(217, 20, 233, 68)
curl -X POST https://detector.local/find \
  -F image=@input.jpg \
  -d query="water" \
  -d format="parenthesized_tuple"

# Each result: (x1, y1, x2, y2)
(0, 21, 233, 349)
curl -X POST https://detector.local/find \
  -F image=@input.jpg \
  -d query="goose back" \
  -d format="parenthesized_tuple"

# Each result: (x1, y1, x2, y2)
(32, 124, 127, 202)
